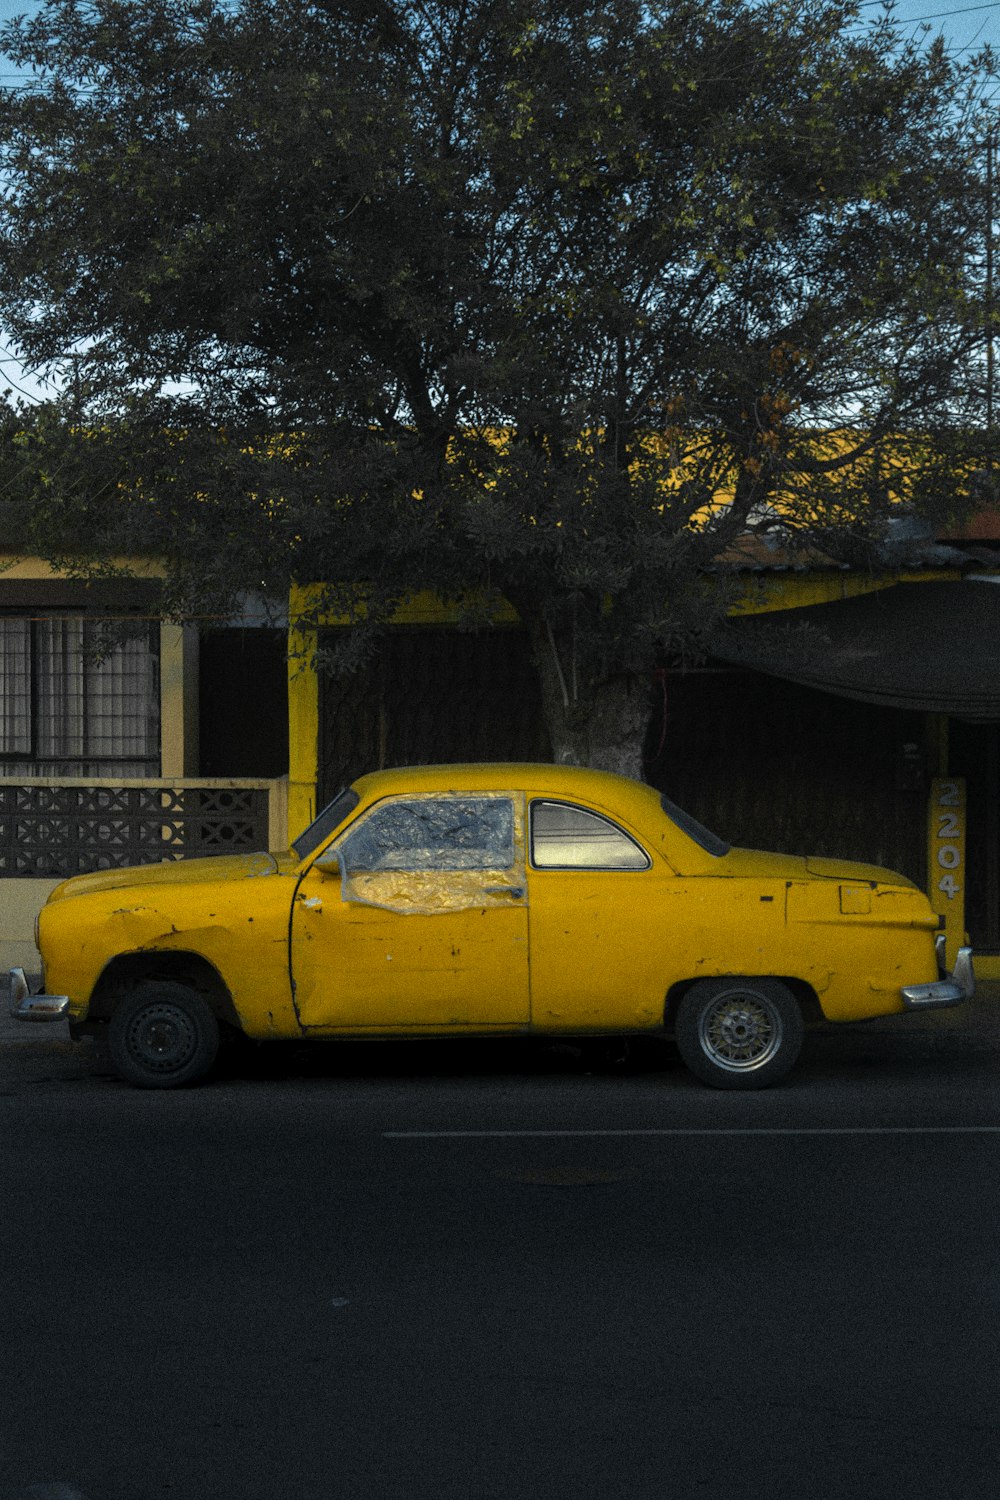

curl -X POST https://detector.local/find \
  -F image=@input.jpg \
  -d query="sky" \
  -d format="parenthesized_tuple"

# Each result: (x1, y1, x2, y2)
(0, 0, 993, 402)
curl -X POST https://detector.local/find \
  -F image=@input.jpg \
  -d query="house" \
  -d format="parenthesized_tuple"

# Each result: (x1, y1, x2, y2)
(3, 505, 1000, 983)
(0, 535, 290, 969)
(286, 514, 1000, 981)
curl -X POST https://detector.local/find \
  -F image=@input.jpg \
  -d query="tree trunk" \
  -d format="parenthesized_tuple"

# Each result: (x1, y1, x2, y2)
(529, 619, 649, 780)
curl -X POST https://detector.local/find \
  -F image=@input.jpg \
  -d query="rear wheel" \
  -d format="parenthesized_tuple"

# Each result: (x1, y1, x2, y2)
(108, 981, 220, 1089)
(675, 978, 803, 1090)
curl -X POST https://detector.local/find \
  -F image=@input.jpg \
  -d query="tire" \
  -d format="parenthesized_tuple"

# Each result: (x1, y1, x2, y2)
(674, 978, 803, 1090)
(108, 981, 220, 1089)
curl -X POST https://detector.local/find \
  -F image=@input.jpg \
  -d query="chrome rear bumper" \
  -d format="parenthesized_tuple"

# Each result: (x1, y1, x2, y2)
(900, 942, 975, 1010)
(8, 966, 69, 1022)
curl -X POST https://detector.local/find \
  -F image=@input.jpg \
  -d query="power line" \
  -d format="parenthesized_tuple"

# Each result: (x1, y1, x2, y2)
(0, 382, 43, 405)
(902, 1, 999, 18)
(855, 0, 998, 8)
(0, 366, 45, 405)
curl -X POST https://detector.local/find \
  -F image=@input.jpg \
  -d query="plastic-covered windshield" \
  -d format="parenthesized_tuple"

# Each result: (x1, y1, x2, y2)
(335, 793, 526, 914)
(293, 788, 361, 860)
(660, 795, 730, 857)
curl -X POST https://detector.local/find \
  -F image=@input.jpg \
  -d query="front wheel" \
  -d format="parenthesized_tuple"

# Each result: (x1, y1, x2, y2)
(108, 981, 220, 1089)
(674, 978, 803, 1090)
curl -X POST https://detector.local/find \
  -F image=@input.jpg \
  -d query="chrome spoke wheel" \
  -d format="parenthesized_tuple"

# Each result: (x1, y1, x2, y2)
(675, 978, 804, 1090)
(698, 991, 783, 1073)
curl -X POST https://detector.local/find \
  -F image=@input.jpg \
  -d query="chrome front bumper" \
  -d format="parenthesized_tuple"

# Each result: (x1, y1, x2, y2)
(900, 940, 975, 1010)
(8, 966, 69, 1022)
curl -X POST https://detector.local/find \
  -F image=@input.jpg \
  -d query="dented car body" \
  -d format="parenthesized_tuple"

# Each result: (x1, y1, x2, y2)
(11, 763, 973, 1089)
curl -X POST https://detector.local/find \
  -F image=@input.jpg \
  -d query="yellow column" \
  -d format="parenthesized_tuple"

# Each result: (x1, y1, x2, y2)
(927, 777, 967, 970)
(287, 587, 319, 839)
(159, 623, 199, 776)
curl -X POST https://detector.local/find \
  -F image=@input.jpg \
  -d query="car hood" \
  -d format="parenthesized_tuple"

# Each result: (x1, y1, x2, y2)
(718, 846, 916, 888)
(47, 850, 297, 903)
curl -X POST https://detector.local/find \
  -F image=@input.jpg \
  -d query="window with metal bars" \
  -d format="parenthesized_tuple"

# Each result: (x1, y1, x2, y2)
(0, 616, 160, 777)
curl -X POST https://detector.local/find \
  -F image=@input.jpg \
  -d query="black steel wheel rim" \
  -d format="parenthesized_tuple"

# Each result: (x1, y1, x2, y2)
(125, 1002, 199, 1074)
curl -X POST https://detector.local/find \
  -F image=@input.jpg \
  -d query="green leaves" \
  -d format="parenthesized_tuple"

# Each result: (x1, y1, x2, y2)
(0, 0, 989, 749)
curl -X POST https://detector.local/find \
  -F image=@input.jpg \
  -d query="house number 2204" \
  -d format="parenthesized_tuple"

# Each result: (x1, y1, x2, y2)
(934, 781, 965, 900)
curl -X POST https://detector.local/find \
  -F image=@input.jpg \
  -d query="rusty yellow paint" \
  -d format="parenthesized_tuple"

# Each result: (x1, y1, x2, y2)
(41, 851, 301, 1038)
(291, 891, 531, 1029)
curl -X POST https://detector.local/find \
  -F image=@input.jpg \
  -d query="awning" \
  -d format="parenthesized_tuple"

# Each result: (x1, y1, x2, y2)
(710, 579, 1000, 721)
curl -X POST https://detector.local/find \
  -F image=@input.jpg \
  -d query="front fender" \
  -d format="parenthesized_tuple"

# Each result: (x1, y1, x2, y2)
(39, 877, 300, 1038)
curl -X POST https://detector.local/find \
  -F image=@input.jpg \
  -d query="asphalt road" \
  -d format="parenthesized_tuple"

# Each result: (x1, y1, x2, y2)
(2, 1008, 999, 1500)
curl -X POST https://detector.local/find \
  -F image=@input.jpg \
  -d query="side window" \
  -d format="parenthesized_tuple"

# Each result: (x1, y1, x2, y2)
(331, 794, 525, 914)
(339, 797, 514, 872)
(530, 801, 650, 870)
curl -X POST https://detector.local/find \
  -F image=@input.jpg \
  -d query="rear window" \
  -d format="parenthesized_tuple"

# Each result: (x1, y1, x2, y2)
(660, 795, 730, 857)
(531, 801, 650, 870)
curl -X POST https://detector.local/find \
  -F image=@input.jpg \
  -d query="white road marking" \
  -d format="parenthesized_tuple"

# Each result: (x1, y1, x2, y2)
(384, 1126, 1000, 1138)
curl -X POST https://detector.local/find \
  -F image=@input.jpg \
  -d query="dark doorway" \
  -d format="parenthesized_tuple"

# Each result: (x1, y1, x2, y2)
(199, 628, 289, 778)
(646, 667, 927, 884)
(318, 628, 551, 804)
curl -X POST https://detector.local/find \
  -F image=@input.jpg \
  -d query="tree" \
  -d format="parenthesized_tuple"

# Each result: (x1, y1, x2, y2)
(0, 0, 990, 775)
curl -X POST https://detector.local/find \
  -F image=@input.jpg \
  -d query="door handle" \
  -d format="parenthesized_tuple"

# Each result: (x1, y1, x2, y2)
(483, 886, 525, 899)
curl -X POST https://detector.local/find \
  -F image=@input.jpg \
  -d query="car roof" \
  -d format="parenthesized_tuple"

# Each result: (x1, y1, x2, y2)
(349, 762, 663, 815)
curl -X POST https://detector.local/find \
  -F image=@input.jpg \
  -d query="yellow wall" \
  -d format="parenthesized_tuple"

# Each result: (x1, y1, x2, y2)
(0, 879, 60, 973)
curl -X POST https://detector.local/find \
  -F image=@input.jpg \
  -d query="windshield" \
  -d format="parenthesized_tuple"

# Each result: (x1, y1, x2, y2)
(660, 794, 730, 857)
(292, 787, 361, 860)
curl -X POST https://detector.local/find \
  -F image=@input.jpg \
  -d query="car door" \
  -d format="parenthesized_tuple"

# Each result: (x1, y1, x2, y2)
(290, 791, 530, 1030)
(525, 798, 671, 1030)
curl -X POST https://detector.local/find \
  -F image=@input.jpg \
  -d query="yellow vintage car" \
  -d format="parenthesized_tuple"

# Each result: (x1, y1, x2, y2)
(9, 762, 973, 1090)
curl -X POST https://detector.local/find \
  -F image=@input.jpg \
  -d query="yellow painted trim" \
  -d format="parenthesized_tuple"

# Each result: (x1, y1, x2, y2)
(289, 581, 519, 629)
(730, 568, 968, 616)
(387, 591, 520, 626)
(0, 553, 164, 581)
(294, 568, 984, 629)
